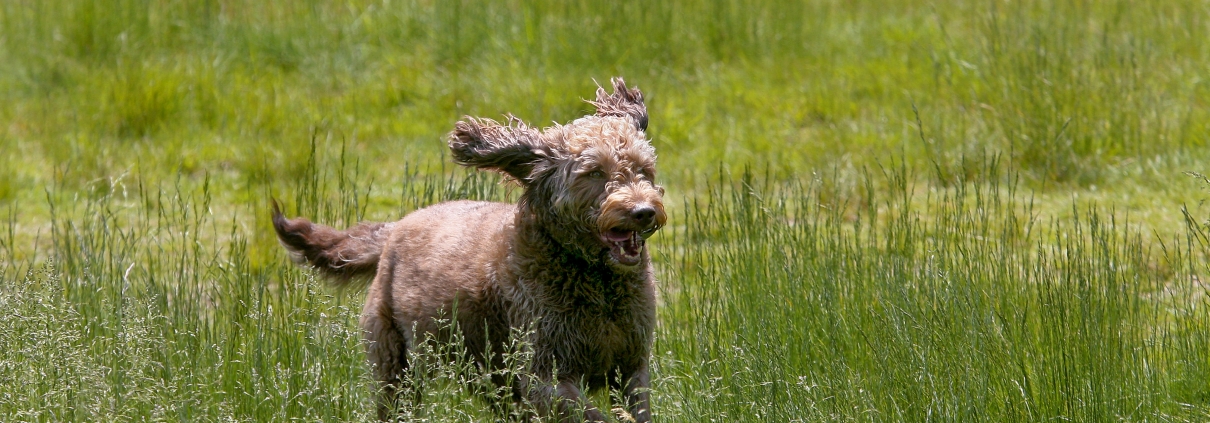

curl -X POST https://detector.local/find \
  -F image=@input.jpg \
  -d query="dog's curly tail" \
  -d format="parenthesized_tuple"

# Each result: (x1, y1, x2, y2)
(271, 201, 389, 288)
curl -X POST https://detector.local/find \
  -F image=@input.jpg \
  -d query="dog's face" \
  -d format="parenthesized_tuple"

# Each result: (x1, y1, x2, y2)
(550, 115, 666, 267)
(448, 78, 666, 268)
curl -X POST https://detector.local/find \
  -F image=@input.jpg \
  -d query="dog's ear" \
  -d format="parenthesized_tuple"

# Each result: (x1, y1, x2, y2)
(449, 116, 552, 183)
(588, 77, 648, 132)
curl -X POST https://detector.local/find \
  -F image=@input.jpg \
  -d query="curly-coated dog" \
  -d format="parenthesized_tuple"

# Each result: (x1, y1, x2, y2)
(272, 78, 665, 422)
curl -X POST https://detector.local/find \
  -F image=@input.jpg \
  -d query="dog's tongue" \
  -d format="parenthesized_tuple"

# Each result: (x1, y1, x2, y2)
(605, 229, 643, 265)
(604, 229, 632, 242)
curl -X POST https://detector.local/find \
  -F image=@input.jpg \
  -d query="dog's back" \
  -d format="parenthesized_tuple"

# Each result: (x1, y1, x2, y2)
(272, 199, 517, 295)
(368, 200, 518, 339)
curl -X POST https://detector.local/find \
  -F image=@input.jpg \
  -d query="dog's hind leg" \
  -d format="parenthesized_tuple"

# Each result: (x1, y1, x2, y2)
(361, 302, 410, 421)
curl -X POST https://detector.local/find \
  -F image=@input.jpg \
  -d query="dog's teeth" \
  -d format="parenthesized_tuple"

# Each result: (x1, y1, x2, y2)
(638, 227, 655, 240)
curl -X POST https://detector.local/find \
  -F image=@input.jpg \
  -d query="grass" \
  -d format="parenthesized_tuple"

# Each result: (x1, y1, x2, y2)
(2, 0, 1210, 421)
(659, 165, 1210, 421)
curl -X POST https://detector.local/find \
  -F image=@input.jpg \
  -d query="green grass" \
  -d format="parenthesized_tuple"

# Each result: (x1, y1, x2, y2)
(2, 0, 1210, 421)
(659, 165, 1210, 421)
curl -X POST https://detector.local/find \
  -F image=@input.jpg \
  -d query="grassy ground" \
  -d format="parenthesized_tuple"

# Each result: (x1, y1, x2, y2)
(2, 0, 1209, 421)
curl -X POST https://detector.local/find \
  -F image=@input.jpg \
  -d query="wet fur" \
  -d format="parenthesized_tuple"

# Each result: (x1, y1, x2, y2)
(273, 78, 665, 422)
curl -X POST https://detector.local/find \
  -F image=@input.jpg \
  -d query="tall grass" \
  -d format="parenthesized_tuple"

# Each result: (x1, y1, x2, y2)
(0, 144, 515, 421)
(658, 162, 1210, 421)
(2, 148, 1208, 420)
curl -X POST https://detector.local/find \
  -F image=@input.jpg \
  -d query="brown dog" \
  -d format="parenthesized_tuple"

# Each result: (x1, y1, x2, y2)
(273, 78, 665, 422)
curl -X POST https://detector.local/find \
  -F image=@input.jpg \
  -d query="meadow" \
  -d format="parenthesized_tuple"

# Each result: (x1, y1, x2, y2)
(2, 0, 1209, 421)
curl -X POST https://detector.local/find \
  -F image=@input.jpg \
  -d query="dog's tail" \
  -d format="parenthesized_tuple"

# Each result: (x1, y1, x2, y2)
(271, 201, 390, 288)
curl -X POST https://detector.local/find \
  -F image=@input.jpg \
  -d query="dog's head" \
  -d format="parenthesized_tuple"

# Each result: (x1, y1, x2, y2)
(449, 77, 666, 268)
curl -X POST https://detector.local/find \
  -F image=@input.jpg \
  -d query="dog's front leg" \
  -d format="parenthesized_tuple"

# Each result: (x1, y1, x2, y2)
(528, 378, 608, 423)
(621, 362, 652, 423)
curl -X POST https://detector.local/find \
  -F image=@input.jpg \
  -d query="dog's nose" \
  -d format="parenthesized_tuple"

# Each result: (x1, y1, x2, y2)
(631, 205, 656, 226)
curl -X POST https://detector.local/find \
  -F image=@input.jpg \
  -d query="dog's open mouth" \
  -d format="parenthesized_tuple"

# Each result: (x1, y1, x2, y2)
(601, 228, 646, 266)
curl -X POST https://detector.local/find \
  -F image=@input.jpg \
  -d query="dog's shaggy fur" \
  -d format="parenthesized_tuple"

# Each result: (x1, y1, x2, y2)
(272, 78, 665, 422)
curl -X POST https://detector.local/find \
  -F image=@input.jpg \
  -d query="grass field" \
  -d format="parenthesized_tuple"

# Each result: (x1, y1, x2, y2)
(2, 0, 1210, 421)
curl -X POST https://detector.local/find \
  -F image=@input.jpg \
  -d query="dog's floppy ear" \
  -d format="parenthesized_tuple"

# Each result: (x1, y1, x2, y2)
(588, 77, 648, 132)
(449, 115, 552, 183)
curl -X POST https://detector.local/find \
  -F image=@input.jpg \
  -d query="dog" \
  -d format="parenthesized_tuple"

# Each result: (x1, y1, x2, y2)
(272, 78, 665, 422)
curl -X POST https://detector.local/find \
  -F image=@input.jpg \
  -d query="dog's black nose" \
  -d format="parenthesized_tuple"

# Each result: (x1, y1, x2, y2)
(631, 205, 656, 225)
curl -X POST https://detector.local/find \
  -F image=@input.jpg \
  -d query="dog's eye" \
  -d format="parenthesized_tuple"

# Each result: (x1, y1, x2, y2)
(640, 169, 655, 181)
(587, 170, 606, 179)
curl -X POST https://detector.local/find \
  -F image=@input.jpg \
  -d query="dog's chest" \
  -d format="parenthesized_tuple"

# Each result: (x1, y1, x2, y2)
(559, 284, 654, 371)
(564, 305, 648, 374)
(511, 256, 655, 376)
